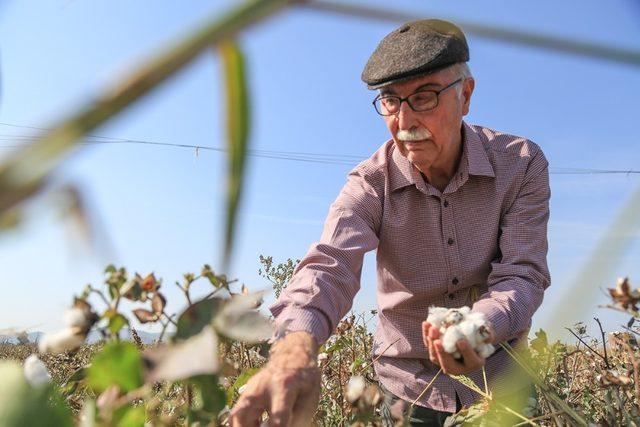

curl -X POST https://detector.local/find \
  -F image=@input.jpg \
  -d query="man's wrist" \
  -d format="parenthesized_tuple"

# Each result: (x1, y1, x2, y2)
(269, 331, 319, 366)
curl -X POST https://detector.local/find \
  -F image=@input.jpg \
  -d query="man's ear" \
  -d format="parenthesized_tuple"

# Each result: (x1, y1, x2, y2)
(461, 77, 475, 116)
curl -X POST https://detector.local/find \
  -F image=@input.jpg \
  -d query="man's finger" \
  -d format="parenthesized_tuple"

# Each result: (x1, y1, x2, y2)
(422, 321, 430, 350)
(268, 386, 298, 427)
(230, 392, 267, 427)
(457, 339, 483, 370)
(290, 377, 321, 427)
(434, 340, 465, 375)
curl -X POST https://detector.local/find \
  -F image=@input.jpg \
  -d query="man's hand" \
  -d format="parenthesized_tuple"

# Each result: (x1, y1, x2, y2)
(229, 331, 321, 427)
(421, 321, 496, 375)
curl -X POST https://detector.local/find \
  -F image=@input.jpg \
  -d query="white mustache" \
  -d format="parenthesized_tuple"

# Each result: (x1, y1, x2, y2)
(396, 128, 432, 142)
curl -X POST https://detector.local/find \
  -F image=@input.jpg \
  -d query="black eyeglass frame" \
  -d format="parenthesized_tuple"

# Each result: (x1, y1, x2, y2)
(372, 77, 464, 116)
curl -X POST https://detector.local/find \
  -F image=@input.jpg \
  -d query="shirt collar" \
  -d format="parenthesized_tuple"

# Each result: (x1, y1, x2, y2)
(389, 121, 494, 193)
(463, 121, 495, 178)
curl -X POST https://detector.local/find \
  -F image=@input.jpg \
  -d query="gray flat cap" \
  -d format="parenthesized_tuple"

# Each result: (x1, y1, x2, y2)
(361, 19, 469, 90)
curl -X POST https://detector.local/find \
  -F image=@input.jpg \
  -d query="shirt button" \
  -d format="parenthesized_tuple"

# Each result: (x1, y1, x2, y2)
(447, 238, 454, 245)
(452, 277, 459, 285)
(443, 200, 449, 207)
(448, 293, 455, 299)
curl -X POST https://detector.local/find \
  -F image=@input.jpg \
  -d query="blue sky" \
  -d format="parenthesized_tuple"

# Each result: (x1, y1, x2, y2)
(0, 0, 639, 342)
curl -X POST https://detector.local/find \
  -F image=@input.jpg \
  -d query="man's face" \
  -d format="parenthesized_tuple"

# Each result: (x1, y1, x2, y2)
(379, 66, 474, 171)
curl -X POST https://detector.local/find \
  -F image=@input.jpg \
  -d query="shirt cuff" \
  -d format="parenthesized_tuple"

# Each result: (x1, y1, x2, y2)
(271, 307, 332, 347)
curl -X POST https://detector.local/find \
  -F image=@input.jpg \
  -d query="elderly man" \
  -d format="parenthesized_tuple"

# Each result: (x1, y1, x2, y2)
(231, 18, 550, 426)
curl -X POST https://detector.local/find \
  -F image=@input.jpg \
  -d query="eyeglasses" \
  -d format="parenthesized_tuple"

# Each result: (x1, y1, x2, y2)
(372, 78, 463, 116)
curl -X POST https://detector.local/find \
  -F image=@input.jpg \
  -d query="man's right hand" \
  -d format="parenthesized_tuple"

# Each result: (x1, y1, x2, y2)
(229, 331, 321, 427)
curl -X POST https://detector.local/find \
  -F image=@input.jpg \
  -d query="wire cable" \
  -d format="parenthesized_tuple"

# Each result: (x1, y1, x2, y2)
(0, 122, 638, 174)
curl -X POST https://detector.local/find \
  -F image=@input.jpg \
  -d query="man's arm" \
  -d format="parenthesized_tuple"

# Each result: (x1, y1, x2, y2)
(472, 146, 551, 344)
(268, 165, 382, 346)
(230, 165, 382, 426)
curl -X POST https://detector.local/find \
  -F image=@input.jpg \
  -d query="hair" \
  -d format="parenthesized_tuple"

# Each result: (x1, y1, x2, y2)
(454, 62, 472, 79)
(450, 62, 473, 97)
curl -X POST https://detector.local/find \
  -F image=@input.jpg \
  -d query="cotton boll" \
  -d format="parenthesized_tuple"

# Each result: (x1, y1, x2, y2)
(38, 328, 84, 354)
(426, 307, 448, 329)
(23, 354, 51, 387)
(346, 376, 366, 403)
(63, 307, 91, 329)
(443, 309, 465, 328)
(478, 343, 495, 359)
(442, 325, 465, 355)
(457, 306, 471, 317)
(465, 311, 488, 325)
(458, 320, 479, 348)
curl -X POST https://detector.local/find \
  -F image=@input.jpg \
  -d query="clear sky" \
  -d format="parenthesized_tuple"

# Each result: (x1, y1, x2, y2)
(0, 0, 639, 342)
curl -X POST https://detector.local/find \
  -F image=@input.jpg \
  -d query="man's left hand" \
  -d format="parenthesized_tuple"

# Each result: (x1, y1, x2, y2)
(421, 321, 496, 375)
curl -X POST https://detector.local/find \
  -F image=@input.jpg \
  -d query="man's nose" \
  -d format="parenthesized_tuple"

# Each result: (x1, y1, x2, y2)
(396, 100, 418, 130)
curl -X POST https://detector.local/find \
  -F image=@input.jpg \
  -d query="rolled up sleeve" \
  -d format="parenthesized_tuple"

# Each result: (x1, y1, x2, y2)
(472, 148, 551, 343)
(269, 166, 382, 346)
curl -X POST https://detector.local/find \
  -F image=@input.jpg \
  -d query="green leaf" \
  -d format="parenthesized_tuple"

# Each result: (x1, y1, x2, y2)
(112, 404, 146, 427)
(227, 368, 259, 406)
(0, 361, 73, 427)
(190, 375, 226, 416)
(530, 329, 548, 354)
(105, 310, 129, 335)
(213, 293, 272, 344)
(219, 39, 250, 271)
(60, 367, 86, 397)
(175, 297, 223, 341)
(143, 326, 219, 382)
(87, 342, 143, 393)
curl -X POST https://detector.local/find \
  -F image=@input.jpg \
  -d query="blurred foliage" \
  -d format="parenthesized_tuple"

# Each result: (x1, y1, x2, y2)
(1, 260, 639, 425)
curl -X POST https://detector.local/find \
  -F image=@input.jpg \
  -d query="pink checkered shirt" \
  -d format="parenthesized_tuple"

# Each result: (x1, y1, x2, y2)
(270, 121, 551, 412)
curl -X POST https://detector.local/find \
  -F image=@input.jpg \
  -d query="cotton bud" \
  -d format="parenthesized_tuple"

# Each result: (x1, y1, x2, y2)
(38, 328, 84, 354)
(345, 375, 366, 403)
(23, 354, 51, 387)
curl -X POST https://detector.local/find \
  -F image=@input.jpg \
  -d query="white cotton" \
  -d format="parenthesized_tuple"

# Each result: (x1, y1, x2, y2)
(345, 375, 366, 403)
(458, 320, 480, 348)
(457, 306, 471, 317)
(465, 311, 488, 325)
(63, 307, 90, 329)
(23, 354, 51, 387)
(426, 307, 448, 329)
(426, 305, 495, 359)
(443, 308, 465, 328)
(478, 343, 495, 359)
(442, 325, 465, 355)
(38, 328, 84, 354)
(317, 352, 328, 363)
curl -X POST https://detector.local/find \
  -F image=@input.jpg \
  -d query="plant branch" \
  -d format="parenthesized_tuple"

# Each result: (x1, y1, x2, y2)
(593, 317, 611, 368)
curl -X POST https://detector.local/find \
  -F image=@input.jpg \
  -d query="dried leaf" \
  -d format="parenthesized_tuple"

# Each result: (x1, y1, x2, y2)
(133, 309, 159, 324)
(141, 273, 159, 292)
(151, 293, 166, 315)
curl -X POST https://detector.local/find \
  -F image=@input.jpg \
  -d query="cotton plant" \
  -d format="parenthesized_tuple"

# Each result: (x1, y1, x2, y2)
(426, 306, 495, 359)
(38, 298, 98, 354)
